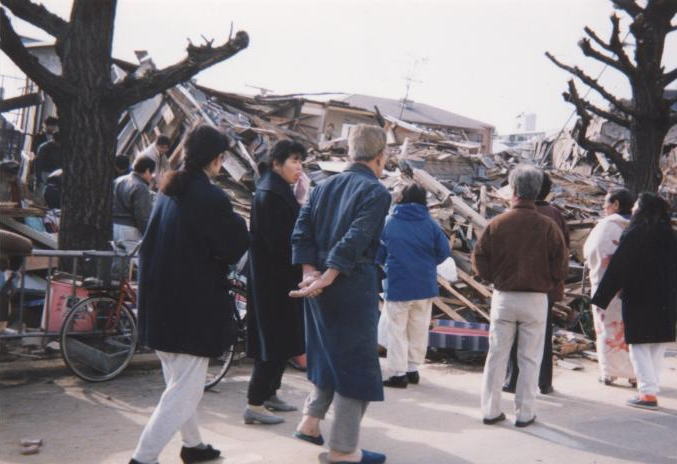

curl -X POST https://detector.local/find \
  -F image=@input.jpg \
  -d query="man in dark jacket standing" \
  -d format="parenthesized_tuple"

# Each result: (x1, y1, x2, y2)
(473, 165, 567, 428)
(113, 156, 155, 255)
(290, 125, 391, 464)
(130, 125, 249, 464)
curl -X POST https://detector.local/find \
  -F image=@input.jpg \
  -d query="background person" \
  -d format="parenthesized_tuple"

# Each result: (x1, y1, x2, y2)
(584, 188, 636, 387)
(473, 165, 567, 428)
(592, 193, 677, 410)
(377, 183, 450, 388)
(137, 135, 172, 187)
(290, 124, 391, 464)
(112, 155, 155, 255)
(130, 125, 249, 464)
(503, 173, 569, 395)
(244, 140, 307, 425)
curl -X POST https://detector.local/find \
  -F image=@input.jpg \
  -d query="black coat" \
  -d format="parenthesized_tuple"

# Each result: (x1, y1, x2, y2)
(138, 171, 249, 357)
(592, 221, 677, 344)
(246, 170, 304, 361)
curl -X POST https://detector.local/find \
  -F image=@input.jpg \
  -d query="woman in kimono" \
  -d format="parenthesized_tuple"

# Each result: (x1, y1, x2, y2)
(592, 193, 677, 409)
(583, 189, 636, 386)
(244, 140, 307, 425)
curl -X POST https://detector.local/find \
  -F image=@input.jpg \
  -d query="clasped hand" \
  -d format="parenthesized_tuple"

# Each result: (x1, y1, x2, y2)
(289, 266, 338, 299)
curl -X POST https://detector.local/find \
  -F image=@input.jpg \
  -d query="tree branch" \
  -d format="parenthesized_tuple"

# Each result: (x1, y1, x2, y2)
(565, 80, 630, 174)
(578, 38, 629, 75)
(612, 0, 642, 18)
(583, 15, 634, 74)
(564, 89, 631, 128)
(0, 7, 73, 100)
(0, 0, 68, 38)
(662, 67, 677, 86)
(545, 51, 638, 117)
(112, 31, 249, 109)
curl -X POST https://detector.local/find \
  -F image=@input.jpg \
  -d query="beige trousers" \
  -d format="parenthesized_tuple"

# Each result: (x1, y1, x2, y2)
(383, 298, 433, 376)
(481, 290, 547, 422)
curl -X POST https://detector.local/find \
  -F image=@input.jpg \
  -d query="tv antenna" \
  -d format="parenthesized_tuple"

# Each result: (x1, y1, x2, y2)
(399, 56, 428, 119)
(246, 84, 274, 96)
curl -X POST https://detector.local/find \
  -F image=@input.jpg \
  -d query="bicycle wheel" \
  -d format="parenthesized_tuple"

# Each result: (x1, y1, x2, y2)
(204, 345, 235, 390)
(60, 296, 137, 382)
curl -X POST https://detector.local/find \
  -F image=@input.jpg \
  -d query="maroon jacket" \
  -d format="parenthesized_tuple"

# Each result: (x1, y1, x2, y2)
(472, 200, 568, 295)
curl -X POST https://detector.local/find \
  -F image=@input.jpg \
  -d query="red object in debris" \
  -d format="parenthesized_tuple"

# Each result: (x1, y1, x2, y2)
(41, 279, 93, 332)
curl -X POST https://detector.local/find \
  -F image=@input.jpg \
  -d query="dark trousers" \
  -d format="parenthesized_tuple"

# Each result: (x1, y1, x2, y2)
(505, 300, 553, 390)
(247, 358, 287, 406)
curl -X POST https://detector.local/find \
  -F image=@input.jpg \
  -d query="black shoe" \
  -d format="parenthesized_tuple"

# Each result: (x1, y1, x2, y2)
(180, 444, 220, 463)
(483, 412, 506, 425)
(515, 416, 536, 428)
(383, 375, 408, 388)
(406, 371, 420, 384)
(129, 460, 143, 464)
(540, 385, 554, 395)
(502, 384, 516, 393)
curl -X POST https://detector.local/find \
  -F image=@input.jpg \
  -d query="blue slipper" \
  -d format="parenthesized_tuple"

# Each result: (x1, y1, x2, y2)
(293, 430, 324, 446)
(330, 449, 386, 464)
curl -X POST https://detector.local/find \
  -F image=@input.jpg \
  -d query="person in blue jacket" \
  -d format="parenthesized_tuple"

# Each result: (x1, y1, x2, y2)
(377, 183, 450, 388)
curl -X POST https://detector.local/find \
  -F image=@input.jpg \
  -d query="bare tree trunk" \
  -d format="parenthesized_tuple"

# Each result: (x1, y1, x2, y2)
(58, 98, 119, 251)
(625, 119, 667, 193)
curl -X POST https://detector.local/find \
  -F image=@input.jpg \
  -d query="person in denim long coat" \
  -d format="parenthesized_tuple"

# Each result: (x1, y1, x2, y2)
(290, 125, 391, 464)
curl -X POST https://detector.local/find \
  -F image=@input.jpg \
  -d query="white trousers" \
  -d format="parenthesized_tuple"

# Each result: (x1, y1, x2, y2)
(132, 351, 209, 464)
(628, 343, 668, 395)
(481, 290, 547, 422)
(383, 298, 433, 376)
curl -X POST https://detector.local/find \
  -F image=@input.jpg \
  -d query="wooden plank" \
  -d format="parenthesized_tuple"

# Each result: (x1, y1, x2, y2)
(457, 269, 492, 299)
(0, 216, 57, 249)
(437, 276, 490, 321)
(412, 168, 488, 232)
(433, 298, 467, 322)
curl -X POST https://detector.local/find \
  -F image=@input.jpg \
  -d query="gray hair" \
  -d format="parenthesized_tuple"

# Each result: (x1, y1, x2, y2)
(508, 165, 543, 201)
(348, 124, 386, 162)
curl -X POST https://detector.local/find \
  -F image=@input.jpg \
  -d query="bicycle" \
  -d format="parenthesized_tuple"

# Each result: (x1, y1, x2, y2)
(205, 269, 248, 390)
(58, 247, 139, 382)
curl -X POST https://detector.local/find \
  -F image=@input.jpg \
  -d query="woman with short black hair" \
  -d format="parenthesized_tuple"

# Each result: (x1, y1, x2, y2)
(592, 193, 677, 410)
(130, 125, 249, 464)
(244, 139, 307, 425)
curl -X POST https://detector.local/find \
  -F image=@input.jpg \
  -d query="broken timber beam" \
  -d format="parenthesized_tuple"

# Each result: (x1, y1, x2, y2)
(437, 276, 490, 321)
(433, 297, 467, 322)
(457, 269, 492, 299)
(412, 168, 488, 232)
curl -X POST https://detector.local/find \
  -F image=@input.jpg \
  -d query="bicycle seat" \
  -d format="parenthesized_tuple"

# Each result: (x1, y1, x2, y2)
(82, 277, 120, 290)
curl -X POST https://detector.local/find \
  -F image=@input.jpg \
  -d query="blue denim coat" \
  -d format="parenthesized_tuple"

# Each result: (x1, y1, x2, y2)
(292, 163, 391, 401)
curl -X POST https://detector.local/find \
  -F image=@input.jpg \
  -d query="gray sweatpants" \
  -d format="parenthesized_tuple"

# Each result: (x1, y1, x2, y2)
(303, 385, 369, 453)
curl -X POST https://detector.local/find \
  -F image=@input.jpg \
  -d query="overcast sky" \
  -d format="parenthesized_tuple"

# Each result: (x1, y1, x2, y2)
(2, 0, 676, 134)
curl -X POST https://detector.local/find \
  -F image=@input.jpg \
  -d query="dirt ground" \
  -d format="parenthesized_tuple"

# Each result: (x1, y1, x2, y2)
(2, 350, 677, 464)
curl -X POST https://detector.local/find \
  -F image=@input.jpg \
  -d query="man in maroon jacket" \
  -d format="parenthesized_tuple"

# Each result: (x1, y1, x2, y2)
(473, 165, 568, 427)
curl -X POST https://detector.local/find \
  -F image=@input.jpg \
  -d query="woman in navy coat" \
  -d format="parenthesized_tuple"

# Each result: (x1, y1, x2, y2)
(131, 125, 249, 464)
(592, 193, 677, 410)
(244, 140, 307, 425)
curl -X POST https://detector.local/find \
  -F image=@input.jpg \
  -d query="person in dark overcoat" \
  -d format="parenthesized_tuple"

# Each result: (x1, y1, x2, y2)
(130, 125, 249, 464)
(290, 125, 391, 464)
(592, 192, 677, 411)
(244, 140, 307, 425)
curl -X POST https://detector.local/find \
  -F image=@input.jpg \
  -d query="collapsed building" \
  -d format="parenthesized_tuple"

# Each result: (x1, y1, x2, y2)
(1, 46, 676, 363)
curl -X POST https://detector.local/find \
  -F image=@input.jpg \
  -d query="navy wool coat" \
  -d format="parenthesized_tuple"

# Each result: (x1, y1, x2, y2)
(138, 171, 249, 357)
(292, 163, 392, 402)
(592, 221, 677, 344)
(246, 170, 304, 361)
